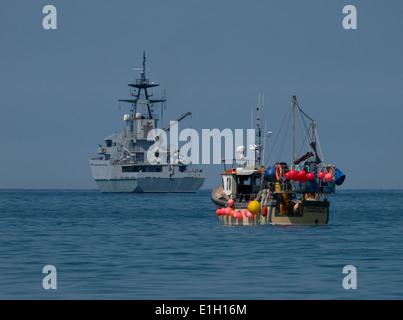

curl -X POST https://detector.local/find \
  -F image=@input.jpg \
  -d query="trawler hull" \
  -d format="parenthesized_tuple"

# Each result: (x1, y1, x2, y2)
(95, 177, 205, 193)
(268, 200, 329, 225)
(212, 186, 329, 226)
(216, 203, 329, 226)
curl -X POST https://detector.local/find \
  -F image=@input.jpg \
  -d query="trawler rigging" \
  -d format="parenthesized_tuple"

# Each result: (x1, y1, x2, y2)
(211, 94, 346, 225)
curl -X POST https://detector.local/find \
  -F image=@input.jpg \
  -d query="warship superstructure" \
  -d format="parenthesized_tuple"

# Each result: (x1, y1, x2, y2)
(90, 52, 205, 193)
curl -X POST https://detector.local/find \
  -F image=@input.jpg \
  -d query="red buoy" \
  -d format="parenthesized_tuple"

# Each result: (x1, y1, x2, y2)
(306, 172, 315, 180)
(297, 170, 306, 180)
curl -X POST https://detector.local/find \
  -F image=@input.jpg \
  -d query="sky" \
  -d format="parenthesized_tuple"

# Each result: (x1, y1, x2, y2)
(0, 0, 402, 190)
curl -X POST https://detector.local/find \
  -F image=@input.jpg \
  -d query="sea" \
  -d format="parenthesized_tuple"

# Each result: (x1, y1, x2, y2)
(0, 189, 402, 300)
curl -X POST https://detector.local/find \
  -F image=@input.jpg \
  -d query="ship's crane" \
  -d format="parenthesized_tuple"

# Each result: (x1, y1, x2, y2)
(162, 112, 191, 132)
(154, 112, 191, 142)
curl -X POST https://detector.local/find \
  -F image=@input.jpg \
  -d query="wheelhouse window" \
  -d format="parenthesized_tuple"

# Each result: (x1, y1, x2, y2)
(222, 176, 233, 196)
(237, 176, 251, 186)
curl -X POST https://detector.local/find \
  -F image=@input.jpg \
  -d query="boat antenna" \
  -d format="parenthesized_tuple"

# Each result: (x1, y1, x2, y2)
(161, 89, 167, 128)
(263, 119, 267, 164)
(254, 90, 262, 166)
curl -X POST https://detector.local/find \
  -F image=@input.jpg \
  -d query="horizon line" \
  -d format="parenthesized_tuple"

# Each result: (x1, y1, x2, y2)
(1, 187, 403, 192)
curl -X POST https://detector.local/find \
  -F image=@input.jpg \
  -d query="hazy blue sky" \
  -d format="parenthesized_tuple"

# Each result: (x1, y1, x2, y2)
(0, 0, 402, 190)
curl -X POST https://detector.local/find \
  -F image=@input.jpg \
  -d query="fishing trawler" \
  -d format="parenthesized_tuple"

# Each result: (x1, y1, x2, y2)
(90, 52, 205, 193)
(211, 94, 345, 225)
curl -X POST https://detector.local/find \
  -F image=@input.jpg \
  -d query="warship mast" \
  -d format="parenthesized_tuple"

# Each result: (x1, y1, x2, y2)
(118, 51, 166, 136)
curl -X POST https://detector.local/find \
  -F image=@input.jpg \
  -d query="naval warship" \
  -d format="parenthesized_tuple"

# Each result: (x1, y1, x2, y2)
(90, 52, 205, 193)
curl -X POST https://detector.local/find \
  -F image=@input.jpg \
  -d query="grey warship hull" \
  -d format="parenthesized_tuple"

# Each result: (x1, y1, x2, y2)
(90, 160, 204, 193)
(94, 177, 204, 193)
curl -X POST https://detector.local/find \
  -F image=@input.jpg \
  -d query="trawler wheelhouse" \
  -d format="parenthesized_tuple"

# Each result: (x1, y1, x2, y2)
(221, 168, 262, 202)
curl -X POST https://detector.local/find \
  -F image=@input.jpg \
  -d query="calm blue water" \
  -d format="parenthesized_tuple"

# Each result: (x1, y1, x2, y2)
(0, 189, 402, 300)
